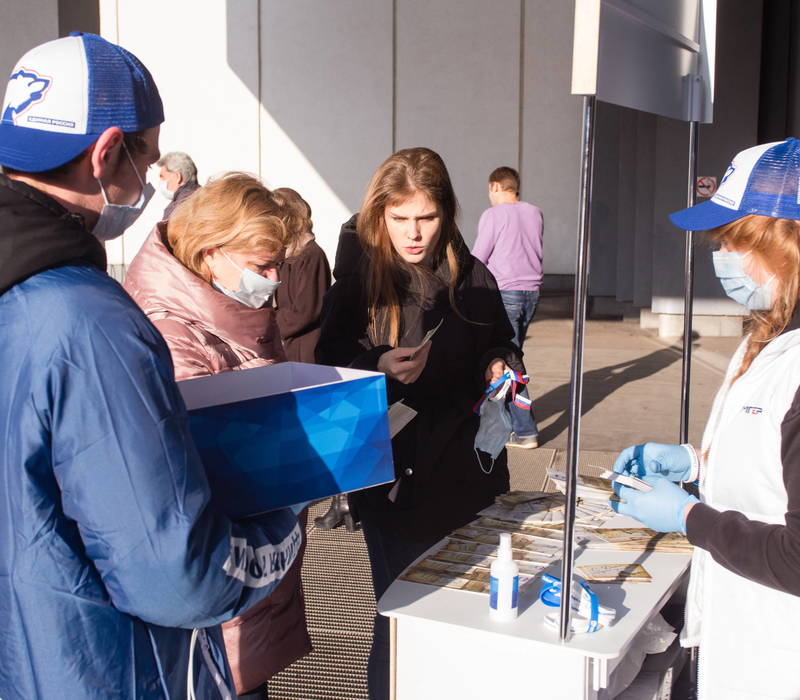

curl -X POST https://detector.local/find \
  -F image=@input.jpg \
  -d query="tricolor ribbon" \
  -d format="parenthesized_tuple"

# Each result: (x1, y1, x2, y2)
(473, 369, 532, 415)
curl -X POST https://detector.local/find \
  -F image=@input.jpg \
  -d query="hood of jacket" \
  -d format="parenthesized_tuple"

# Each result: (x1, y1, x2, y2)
(124, 222, 281, 357)
(0, 173, 106, 295)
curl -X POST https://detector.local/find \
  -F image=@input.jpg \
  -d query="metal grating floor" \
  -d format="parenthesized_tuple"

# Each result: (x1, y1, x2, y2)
(267, 499, 373, 700)
(267, 448, 618, 699)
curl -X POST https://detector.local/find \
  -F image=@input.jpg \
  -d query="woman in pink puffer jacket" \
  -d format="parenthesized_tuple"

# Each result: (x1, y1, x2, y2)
(125, 172, 311, 699)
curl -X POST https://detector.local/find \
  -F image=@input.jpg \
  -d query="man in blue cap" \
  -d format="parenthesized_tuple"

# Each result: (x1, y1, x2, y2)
(0, 33, 301, 699)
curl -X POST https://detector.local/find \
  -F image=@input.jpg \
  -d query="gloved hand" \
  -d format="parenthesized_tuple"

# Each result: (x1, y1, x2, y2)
(613, 442, 695, 483)
(612, 476, 699, 533)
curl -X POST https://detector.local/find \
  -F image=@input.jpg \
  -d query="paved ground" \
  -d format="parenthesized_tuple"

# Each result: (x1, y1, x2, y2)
(268, 296, 741, 699)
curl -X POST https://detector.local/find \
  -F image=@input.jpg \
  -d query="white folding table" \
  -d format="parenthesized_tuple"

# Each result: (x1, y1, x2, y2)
(379, 517, 690, 699)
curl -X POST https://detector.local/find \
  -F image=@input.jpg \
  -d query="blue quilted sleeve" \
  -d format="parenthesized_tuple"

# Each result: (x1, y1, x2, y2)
(43, 299, 301, 628)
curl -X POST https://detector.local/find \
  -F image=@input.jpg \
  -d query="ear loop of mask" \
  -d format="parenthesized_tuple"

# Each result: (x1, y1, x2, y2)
(96, 141, 147, 205)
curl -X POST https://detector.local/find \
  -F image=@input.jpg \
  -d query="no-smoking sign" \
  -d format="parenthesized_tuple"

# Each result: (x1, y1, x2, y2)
(696, 176, 717, 198)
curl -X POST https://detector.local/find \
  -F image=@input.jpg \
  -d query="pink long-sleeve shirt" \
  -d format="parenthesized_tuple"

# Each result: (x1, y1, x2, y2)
(472, 201, 543, 291)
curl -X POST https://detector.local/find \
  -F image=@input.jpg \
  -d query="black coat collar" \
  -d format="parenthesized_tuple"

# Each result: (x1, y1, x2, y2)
(0, 174, 106, 294)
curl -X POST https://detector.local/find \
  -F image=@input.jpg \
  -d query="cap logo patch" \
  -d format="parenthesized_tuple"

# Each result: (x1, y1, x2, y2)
(2, 68, 52, 125)
(721, 163, 735, 185)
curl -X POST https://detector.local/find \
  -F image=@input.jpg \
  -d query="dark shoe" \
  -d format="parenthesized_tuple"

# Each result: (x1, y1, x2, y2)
(314, 494, 358, 531)
(506, 432, 539, 449)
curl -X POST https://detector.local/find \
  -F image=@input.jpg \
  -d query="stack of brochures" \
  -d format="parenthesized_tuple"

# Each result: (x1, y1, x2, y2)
(589, 528, 693, 554)
(574, 563, 653, 583)
(398, 488, 691, 593)
(477, 489, 614, 526)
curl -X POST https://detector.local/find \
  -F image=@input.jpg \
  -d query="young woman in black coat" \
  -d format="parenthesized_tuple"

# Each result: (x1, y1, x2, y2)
(316, 147, 532, 699)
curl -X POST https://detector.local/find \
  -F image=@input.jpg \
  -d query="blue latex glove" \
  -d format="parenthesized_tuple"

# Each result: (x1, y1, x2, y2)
(613, 442, 694, 482)
(612, 476, 699, 533)
(290, 501, 311, 516)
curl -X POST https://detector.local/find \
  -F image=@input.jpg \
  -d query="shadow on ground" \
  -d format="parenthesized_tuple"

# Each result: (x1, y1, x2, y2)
(535, 345, 683, 445)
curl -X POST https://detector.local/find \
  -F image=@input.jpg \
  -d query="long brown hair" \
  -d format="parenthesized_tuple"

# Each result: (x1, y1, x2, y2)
(709, 214, 800, 379)
(357, 147, 464, 346)
(272, 187, 313, 257)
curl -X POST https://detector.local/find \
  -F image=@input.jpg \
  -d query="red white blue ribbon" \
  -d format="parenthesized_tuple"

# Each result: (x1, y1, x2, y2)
(473, 369, 531, 415)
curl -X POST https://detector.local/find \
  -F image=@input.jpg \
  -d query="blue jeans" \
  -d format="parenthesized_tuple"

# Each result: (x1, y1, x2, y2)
(501, 290, 539, 438)
(509, 386, 538, 438)
(500, 290, 540, 350)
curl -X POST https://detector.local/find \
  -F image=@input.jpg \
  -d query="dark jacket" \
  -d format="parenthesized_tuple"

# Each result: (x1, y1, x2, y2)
(316, 223, 523, 541)
(332, 213, 361, 280)
(0, 174, 301, 699)
(162, 180, 200, 219)
(275, 234, 331, 363)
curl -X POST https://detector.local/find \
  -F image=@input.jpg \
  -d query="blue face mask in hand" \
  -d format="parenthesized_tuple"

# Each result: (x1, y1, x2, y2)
(474, 397, 512, 474)
(712, 250, 775, 311)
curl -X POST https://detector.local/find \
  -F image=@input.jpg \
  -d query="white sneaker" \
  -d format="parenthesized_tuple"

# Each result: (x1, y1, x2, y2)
(506, 432, 539, 449)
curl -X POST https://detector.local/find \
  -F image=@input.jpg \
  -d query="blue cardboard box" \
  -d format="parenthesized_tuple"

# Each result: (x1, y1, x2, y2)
(178, 362, 394, 518)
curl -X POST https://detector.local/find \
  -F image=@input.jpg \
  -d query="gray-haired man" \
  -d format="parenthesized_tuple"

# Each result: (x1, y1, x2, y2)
(157, 149, 199, 218)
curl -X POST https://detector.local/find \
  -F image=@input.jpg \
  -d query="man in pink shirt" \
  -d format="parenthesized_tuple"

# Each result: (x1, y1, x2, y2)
(473, 166, 544, 348)
(473, 166, 541, 449)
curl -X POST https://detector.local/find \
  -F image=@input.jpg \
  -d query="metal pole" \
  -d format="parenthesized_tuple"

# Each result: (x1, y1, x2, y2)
(682, 121, 701, 696)
(679, 121, 699, 444)
(559, 95, 596, 641)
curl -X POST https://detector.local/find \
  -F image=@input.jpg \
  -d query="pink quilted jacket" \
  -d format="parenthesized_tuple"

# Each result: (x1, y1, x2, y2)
(124, 223, 287, 378)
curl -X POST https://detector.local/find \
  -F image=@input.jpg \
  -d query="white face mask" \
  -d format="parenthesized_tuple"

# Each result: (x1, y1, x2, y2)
(92, 143, 155, 242)
(157, 180, 174, 201)
(712, 250, 775, 311)
(213, 249, 281, 309)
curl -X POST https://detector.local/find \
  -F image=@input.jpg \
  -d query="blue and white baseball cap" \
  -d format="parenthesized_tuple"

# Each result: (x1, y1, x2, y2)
(0, 32, 163, 173)
(670, 138, 800, 231)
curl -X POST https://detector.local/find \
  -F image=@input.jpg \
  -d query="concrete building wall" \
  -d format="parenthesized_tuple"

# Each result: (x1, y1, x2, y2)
(650, 1, 763, 317)
(631, 111, 656, 308)
(96, 0, 585, 277)
(3, 0, 770, 333)
(99, 0, 264, 267)
(396, 0, 521, 246)
(523, 0, 583, 276)
(588, 102, 621, 297)
(0, 1, 59, 81)
(614, 107, 638, 302)
(258, 0, 393, 257)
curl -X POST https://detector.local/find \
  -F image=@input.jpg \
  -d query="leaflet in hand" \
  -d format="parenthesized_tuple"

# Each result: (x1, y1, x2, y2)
(409, 319, 443, 359)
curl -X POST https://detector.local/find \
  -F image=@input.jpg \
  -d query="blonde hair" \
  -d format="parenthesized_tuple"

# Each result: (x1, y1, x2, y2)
(168, 172, 287, 283)
(357, 147, 465, 346)
(272, 187, 313, 255)
(709, 214, 800, 379)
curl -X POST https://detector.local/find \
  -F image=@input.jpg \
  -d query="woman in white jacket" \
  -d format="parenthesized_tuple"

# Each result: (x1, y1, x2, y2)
(614, 138, 800, 700)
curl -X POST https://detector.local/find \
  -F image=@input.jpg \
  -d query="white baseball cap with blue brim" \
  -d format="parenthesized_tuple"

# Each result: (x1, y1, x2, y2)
(670, 138, 800, 231)
(0, 32, 163, 173)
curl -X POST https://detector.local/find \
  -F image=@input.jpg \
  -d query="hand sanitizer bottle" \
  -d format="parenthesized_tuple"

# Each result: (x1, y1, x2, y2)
(489, 532, 519, 621)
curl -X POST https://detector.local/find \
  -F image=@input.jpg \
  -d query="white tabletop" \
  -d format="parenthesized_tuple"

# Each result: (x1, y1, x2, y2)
(378, 516, 691, 661)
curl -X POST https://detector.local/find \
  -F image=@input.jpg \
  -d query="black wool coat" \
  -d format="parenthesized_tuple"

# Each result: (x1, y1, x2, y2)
(316, 225, 528, 543)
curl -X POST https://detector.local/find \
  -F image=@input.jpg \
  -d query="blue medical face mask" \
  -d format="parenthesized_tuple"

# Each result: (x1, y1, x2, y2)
(474, 392, 512, 474)
(712, 250, 775, 311)
(214, 249, 281, 309)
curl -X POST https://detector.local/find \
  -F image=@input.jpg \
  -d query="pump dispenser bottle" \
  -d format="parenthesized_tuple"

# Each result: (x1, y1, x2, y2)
(489, 532, 519, 621)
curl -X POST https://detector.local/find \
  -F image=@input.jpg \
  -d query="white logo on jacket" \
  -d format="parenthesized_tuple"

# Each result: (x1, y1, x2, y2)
(223, 524, 301, 588)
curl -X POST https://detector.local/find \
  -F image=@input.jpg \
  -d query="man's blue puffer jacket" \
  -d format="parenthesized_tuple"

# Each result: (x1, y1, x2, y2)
(0, 175, 301, 699)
